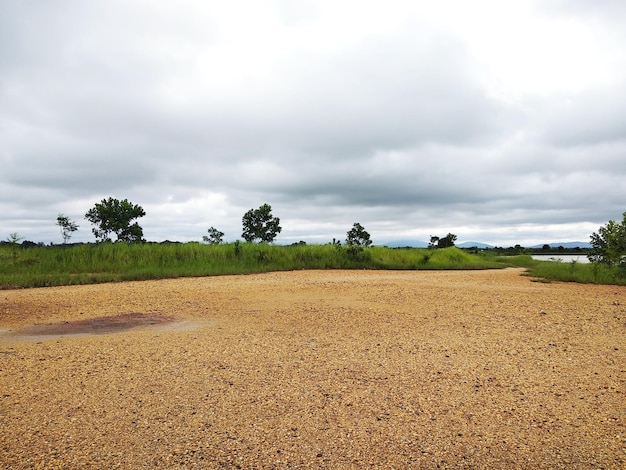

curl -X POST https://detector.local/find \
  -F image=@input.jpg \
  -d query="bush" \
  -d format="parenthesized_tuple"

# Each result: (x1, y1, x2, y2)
(589, 212, 626, 267)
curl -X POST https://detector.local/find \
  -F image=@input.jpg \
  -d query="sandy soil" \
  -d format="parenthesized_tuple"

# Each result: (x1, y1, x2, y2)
(0, 269, 625, 468)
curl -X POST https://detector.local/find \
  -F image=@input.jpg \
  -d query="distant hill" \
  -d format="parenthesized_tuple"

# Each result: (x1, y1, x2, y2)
(383, 240, 495, 249)
(380, 240, 591, 249)
(529, 241, 591, 249)
(456, 241, 494, 249)
(382, 239, 429, 248)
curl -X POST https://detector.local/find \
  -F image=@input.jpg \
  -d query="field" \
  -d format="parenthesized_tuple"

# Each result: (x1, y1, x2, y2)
(1, 242, 625, 289)
(1, 269, 625, 468)
(0, 243, 501, 289)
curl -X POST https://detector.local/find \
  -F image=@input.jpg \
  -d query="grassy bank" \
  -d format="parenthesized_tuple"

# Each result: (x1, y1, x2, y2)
(1, 243, 624, 289)
(524, 258, 626, 285)
(492, 254, 626, 285)
(1, 243, 502, 289)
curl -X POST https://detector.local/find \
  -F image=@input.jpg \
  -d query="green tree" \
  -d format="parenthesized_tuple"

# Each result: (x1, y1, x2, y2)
(588, 212, 626, 267)
(346, 222, 372, 247)
(428, 236, 439, 248)
(6, 232, 23, 263)
(85, 197, 146, 243)
(439, 233, 457, 248)
(6, 232, 23, 244)
(429, 233, 457, 248)
(241, 204, 281, 243)
(203, 226, 224, 245)
(56, 213, 79, 243)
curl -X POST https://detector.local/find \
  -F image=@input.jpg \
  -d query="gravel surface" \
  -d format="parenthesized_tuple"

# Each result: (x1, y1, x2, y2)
(1, 269, 625, 468)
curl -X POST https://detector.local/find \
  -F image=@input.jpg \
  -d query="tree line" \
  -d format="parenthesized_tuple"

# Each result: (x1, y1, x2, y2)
(17, 197, 626, 268)
(53, 198, 376, 248)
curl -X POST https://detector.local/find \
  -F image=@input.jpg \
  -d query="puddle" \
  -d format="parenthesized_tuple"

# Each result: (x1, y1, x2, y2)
(0, 313, 206, 342)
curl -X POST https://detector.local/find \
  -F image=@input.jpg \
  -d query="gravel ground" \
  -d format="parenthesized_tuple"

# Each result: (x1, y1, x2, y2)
(1, 268, 625, 469)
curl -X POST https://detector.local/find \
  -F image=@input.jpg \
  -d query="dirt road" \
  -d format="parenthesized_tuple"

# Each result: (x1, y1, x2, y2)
(1, 269, 625, 468)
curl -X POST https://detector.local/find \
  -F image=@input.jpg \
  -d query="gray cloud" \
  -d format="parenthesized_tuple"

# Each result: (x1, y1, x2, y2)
(536, 88, 626, 147)
(1, 1, 625, 246)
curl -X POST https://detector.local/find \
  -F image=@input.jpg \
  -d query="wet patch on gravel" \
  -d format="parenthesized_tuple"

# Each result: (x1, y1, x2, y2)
(2, 312, 178, 340)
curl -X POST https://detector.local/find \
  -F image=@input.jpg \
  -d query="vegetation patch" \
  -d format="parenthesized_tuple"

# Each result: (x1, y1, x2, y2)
(2, 204, 625, 287)
(2, 241, 626, 289)
(0, 244, 503, 289)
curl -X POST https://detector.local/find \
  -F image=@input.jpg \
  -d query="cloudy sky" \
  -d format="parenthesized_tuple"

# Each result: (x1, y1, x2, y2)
(2, 1, 625, 246)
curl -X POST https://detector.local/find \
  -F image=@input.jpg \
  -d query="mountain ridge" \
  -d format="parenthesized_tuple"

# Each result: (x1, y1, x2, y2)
(380, 240, 592, 249)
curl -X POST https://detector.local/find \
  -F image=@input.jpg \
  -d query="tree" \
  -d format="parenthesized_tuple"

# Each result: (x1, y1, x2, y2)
(588, 212, 626, 267)
(439, 233, 457, 248)
(6, 232, 23, 244)
(346, 222, 372, 247)
(203, 226, 224, 245)
(428, 236, 440, 248)
(56, 214, 79, 243)
(84, 197, 146, 243)
(429, 233, 457, 248)
(241, 204, 281, 243)
(6, 232, 23, 263)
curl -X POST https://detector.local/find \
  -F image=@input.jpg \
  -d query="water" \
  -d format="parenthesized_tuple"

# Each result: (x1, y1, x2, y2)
(530, 254, 590, 264)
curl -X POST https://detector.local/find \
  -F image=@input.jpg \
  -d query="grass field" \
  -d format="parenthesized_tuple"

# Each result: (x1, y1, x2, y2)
(0, 242, 624, 288)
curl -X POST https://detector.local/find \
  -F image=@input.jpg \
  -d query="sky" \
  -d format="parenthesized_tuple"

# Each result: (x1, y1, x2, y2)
(1, 0, 625, 247)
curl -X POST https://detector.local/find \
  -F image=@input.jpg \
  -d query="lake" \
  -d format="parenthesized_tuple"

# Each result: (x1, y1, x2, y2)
(530, 254, 590, 264)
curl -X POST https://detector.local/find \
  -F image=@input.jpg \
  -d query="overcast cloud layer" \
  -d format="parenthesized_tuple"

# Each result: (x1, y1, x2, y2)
(2, 0, 625, 246)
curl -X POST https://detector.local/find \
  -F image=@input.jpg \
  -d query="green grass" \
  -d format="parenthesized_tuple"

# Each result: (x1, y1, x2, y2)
(491, 254, 626, 285)
(524, 258, 626, 285)
(1, 243, 623, 289)
(0, 243, 501, 289)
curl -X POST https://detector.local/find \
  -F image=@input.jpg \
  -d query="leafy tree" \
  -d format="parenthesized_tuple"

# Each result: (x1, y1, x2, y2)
(429, 233, 457, 248)
(6, 232, 23, 263)
(84, 197, 146, 243)
(346, 222, 372, 247)
(439, 233, 457, 248)
(429, 236, 440, 248)
(56, 213, 79, 243)
(203, 226, 224, 245)
(6, 232, 23, 244)
(241, 203, 281, 243)
(588, 212, 626, 267)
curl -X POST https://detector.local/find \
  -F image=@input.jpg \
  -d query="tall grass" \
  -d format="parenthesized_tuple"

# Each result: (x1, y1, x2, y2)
(524, 258, 626, 285)
(490, 253, 625, 285)
(1, 243, 623, 289)
(1, 243, 503, 289)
